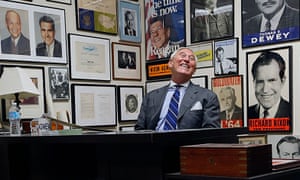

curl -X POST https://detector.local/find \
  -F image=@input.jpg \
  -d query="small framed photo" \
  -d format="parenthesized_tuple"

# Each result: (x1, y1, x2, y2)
(188, 41, 213, 69)
(46, 0, 71, 5)
(191, 75, 208, 88)
(75, 0, 117, 34)
(48, 67, 69, 101)
(214, 38, 238, 76)
(118, 0, 141, 42)
(212, 75, 243, 128)
(71, 84, 117, 127)
(247, 46, 292, 132)
(117, 86, 144, 122)
(112, 42, 141, 81)
(238, 134, 267, 145)
(69, 33, 111, 81)
(146, 79, 170, 93)
(190, 0, 234, 43)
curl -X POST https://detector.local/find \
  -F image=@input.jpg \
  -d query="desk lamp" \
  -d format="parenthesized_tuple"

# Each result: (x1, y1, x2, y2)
(0, 67, 40, 115)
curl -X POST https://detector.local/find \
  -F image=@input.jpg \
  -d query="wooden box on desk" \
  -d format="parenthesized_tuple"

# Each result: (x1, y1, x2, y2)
(180, 143, 272, 177)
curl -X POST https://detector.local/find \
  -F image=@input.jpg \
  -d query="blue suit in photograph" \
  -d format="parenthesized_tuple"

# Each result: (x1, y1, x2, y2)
(1, 33, 31, 55)
(135, 82, 220, 130)
(36, 39, 62, 57)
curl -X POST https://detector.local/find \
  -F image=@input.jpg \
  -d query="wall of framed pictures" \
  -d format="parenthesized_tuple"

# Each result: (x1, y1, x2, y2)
(1, 0, 300, 137)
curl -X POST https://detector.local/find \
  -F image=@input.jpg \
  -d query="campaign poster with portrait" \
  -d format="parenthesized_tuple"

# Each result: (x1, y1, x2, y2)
(145, 0, 186, 61)
(242, 0, 300, 48)
(246, 46, 292, 132)
(211, 75, 243, 128)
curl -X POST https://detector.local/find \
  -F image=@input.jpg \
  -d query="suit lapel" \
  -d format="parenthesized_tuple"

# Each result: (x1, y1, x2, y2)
(178, 84, 197, 119)
(149, 86, 168, 128)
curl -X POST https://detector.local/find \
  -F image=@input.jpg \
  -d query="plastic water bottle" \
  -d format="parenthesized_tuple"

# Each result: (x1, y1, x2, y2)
(9, 102, 21, 136)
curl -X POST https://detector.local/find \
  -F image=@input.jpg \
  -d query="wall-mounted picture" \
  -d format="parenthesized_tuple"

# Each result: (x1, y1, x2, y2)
(144, 0, 186, 61)
(118, 0, 141, 42)
(69, 33, 111, 81)
(71, 84, 117, 127)
(238, 134, 267, 145)
(247, 46, 292, 132)
(0, 1, 67, 64)
(75, 0, 117, 34)
(188, 41, 213, 68)
(214, 38, 238, 76)
(190, 0, 234, 43)
(212, 75, 243, 128)
(1, 65, 46, 121)
(268, 135, 300, 159)
(242, 0, 300, 48)
(112, 42, 141, 81)
(49, 67, 69, 101)
(117, 86, 143, 122)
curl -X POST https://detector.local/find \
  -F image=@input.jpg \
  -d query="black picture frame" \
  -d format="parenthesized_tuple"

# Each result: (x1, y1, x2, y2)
(190, 0, 234, 43)
(75, 0, 117, 35)
(146, 58, 171, 81)
(117, 86, 144, 122)
(144, 0, 186, 61)
(246, 46, 292, 132)
(211, 75, 244, 128)
(71, 84, 117, 127)
(241, 0, 300, 48)
(48, 66, 69, 101)
(1, 65, 46, 121)
(214, 38, 238, 76)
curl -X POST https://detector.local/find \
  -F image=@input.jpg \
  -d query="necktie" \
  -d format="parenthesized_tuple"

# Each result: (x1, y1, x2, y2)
(263, 109, 269, 118)
(219, 61, 224, 74)
(164, 86, 180, 130)
(11, 39, 17, 54)
(265, 20, 271, 31)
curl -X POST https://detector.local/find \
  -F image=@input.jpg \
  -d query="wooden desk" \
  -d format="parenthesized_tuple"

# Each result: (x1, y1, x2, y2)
(166, 167, 300, 180)
(0, 128, 247, 180)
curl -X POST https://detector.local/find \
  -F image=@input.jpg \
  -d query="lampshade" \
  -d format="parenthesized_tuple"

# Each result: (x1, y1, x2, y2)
(0, 67, 40, 99)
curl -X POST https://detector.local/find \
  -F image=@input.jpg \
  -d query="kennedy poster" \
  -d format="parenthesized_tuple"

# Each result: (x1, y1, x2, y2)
(145, 0, 185, 61)
(242, 0, 299, 48)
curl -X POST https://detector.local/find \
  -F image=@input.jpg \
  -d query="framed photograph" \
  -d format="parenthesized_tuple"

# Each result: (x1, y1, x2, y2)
(242, 0, 300, 48)
(117, 86, 144, 122)
(71, 84, 117, 127)
(1, 65, 46, 121)
(190, 0, 234, 43)
(118, 0, 141, 42)
(48, 67, 69, 101)
(146, 59, 171, 81)
(212, 75, 243, 128)
(69, 33, 111, 81)
(75, 0, 117, 34)
(238, 134, 267, 145)
(214, 38, 238, 76)
(191, 75, 208, 88)
(145, 0, 186, 61)
(188, 41, 213, 68)
(0, 1, 67, 63)
(46, 0, 72, 5)
(112, 42, 141, 81)
(268, 135, 300, 159)
(247, 46, 292, 132)
(146, 79, 170, 93)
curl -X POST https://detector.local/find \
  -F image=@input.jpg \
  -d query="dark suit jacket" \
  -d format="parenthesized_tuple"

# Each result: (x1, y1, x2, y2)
(220, 105, 243, 120)
(135, 82, 220, 130)
(248, 98, 290, 119)
(36, 39, 62, 57)
(244, 5, 299, 35)
(1, 33, 30, 55)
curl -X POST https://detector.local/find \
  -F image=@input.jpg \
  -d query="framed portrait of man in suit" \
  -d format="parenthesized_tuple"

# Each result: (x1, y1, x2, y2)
(246, 46, 292, 132)
(242, 0, 300, 48)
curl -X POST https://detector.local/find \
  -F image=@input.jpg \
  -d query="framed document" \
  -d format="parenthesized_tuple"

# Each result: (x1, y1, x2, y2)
(188, 41, 213, 69)
(75, 0, 117, 34)
(71, 84, 117, 127)
(69, 33, 111, 81)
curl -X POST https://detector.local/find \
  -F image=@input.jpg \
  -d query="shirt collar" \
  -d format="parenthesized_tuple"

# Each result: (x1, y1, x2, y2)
(259, 98, 281, 118)
(169, 80, 190, 88)
(261, 4, 285, 31)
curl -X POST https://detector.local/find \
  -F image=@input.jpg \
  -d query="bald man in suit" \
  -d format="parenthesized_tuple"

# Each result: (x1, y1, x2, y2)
(135, 47, 220, 130)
